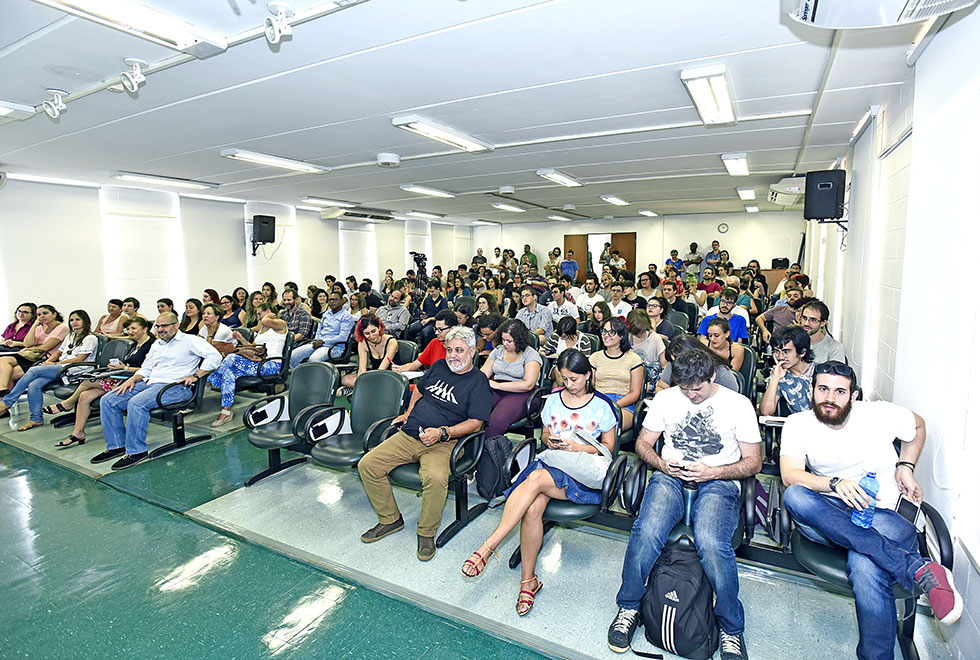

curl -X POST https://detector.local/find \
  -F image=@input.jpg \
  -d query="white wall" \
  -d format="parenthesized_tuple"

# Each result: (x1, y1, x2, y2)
(182, 197, 247, 296)
(244, 201, 299, 293)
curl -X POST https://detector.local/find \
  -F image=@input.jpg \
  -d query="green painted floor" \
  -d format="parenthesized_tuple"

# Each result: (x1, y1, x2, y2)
(0, 443, 550, 660)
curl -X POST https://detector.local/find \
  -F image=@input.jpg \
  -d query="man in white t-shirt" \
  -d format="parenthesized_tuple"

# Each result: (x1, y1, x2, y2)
(609, 349, 761, 660)
(608, 281, 632, 318)
(576, 274, 604, 312)
(780, 362, 962, 660)
(548, 283, 578, 322)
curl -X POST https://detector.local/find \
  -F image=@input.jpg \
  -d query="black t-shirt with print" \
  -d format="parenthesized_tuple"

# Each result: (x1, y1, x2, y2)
(403, 360, 492, 440)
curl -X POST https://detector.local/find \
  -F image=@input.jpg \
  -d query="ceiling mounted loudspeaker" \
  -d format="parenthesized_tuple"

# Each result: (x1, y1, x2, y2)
(120, 58, 147, 93)
(377, 153, 400, 168)
(264, 2, 294, 45)
(41, 89, 68, 119)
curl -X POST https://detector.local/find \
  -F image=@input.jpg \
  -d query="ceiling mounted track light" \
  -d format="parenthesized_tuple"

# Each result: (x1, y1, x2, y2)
(41, 89, 68, 119)
(120, 58, 147, 93)
(265, 2, 295, 45)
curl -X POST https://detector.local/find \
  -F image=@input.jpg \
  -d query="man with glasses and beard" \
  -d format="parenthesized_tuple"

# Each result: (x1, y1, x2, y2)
(780, 361, 963, 660)
(358, 326, 491, 562)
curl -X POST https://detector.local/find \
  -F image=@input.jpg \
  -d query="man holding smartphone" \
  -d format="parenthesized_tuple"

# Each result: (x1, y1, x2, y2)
(780, 361, 962, 660)
(608, 349, 761, 660)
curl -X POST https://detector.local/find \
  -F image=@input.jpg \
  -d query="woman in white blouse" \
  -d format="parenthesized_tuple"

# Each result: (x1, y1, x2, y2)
(199, 304, 237, 355)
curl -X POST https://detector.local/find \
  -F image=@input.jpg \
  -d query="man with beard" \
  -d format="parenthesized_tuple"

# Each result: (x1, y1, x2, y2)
(358, 326, 491, 561)
(608, 349, 761, 659)
(798, 300, 846, 364)
(755, 284, 803, 343)
(758, 325, 813, 416)
(780, 362, 962, 660)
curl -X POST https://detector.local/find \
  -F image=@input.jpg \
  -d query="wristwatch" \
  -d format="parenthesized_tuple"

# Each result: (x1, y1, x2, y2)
(829, 477, 841, 493)
(440, 426, 450, 442)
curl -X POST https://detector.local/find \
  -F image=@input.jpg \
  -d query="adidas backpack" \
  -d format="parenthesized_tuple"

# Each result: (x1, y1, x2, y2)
(639, 542, 719, 660)
(475, 435, 514, 500)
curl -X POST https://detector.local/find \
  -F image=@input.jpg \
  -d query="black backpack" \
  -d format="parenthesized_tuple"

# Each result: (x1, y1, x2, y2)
(475, 435, 514, 501)
(638, 542, 719, 660)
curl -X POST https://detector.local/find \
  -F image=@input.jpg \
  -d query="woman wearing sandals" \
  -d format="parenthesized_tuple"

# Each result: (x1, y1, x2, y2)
(461, 349, 617, 615)
(0, 310, 97, 431)
(46, 316, 155, 448)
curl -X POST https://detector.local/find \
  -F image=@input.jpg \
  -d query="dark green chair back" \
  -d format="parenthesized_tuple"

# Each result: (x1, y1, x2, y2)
(287, 362, 339, 418)
(350, 371, 408, 439)
(453, 295, 477, 311)
(396, 339, 419, 366)
(737, 345, 758, 403)
(100, 338, 134, 366)
(583, 333, 600, 354)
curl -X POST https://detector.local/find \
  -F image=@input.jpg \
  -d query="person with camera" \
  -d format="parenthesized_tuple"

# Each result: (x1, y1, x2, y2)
(780, 362, 963, 660)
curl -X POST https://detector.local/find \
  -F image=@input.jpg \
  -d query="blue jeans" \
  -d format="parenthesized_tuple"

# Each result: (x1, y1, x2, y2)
(289, 342, 342, 369)
(99, 381, 192, 454)
(784, 485, 925, 660)
(617, 471, 744, 635)
(2, 363, 65, 422)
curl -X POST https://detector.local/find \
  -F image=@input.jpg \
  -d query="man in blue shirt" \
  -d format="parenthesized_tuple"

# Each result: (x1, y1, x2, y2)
(560, 249, 580, 284)
(290, 292, 355, 368)
(697, 289, 748, 342)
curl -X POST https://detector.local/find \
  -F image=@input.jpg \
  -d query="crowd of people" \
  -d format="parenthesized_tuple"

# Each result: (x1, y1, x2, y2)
(0, 238, 962, 660)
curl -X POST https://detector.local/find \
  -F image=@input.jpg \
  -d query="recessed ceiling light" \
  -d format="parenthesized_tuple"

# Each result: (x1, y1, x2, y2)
(399, 184, 455, 198)
(300, 196, 357, 207)
(745, 205, 759, 213)
(491, 202, 526, 213)
(601, 194, 630, 206)
(638, 210, 658, 217)
(680, 63, 736, 126)
(547, 214, 572, 222)
(114, 171, 219, 190)
(220, 149, 329, 174)
(406, 210, 445, 219)
(536, 168, 583, 187)
(721, 153, 749, 176)
(736, 187, 756, 200)
(392, 114, 493, 153)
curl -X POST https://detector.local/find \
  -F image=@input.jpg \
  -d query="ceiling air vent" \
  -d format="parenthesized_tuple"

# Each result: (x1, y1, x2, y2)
(784, 0, 976, 28)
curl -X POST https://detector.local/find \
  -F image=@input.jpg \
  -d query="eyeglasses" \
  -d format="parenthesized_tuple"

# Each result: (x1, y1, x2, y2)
(600, 329, 618, 336)
(155, 322, 177, 329)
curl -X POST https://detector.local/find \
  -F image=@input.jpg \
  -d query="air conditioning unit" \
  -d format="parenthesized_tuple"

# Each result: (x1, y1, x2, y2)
(768, 175, 806, 206)
(321, 207, 396, 224)
(784, 0, 976, 28)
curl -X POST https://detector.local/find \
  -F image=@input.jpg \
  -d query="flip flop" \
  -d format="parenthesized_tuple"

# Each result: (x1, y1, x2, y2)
(17, 421, 43, 432)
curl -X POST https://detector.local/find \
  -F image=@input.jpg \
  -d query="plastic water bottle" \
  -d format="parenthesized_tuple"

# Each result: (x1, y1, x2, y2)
(850, 472, 879, 528)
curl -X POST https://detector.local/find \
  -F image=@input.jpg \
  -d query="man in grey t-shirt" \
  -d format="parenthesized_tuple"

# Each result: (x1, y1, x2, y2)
(799, 300, 846, 365)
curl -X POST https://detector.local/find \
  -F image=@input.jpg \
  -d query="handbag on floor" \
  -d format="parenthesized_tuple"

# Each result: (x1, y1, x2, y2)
(536, 430, 611, 489)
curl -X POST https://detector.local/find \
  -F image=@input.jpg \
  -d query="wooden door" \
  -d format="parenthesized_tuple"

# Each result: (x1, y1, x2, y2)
(563, 234, 588, 284)
(611, 232, 637, 274)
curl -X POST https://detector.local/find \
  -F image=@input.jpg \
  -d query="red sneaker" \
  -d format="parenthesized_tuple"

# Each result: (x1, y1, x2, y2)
(914, 561, 963, 625)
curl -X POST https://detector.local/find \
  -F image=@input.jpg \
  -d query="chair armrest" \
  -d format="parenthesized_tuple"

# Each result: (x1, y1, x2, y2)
(776, 480, 793, 548)
(255, 356, 284, 382)
(920, 501, 954, 569)
(302, 405, 348, 443)
(154, 381, 195, 410)
(326, 340, 351, 364)
(620, 459, 649, 516)
(55, 361, 100, 381)
(507, 436, 540, 474)
(741, 477, 756, 543)
(290, 402, 337, 439)
(449, 431, 485, 478)
(632, 398, 648, 437)
(523, 386, 547, 422)
(363, 419, 400, 453)
(600, 454, 629, 513)
(336, 363, 358, 374)
(242, 393, 287, 429)
(293, 338, 311, 349)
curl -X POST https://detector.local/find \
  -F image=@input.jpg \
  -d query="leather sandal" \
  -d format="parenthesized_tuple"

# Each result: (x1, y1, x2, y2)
(55, 435, 86, 449)
(17, 421, 43, 432)
(461, 543, 498, 578)
(43, 403, 69, 415)
(516, 575, 543, 616)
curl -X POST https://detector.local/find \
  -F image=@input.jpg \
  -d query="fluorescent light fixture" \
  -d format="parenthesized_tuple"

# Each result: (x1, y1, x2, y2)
(536, 168, 583, 187)
(392, 114, 493, 153)
(547, 214, 572, 222)
(638, 210, 658, 217)
(849, 106, 879, 142)
(680, 64, 736, 126)
(399, 184, 456, 198)
(32, 0, 227, 58)
(472, 220, 494, 226)
(406, 210, 445, 219)
(181, 193, 247, 203)
(220, 149, 329, 174)
(0, 99, 36, 120)
(736, 187, 756, 200)
(745, 205, 759, 213)
(721, 153, 749, 176)
(300, 196, 357, 207)
(6, 173, 99, 188)
(491, 202, 526, 213)
(600, 194, 629, 206)
(114, 171, 219, 190)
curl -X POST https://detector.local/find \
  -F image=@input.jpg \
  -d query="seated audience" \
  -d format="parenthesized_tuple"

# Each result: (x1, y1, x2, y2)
(261, 281, 279, 308)
(657, 334, 739, 394)
(736, 277, 760, 317)
(780, 362, 963, 660)
(348, 292, 367, 321)
(542, 316, 593, 358)
(646, 296, 676, 340)
(406, 279, 448, 348)
(1, 303, 37, 350)
(607, 281, 632, 318)
(760, 325, 814, 416)
(684, 277, 708, 317)
(156, 298, 175, 322)
(279, 289, 314, 342)
(548, 283, 578, 322)
(375, 290, 410, 335)
(475, 292, 499, 319)
(584, 301, 612, 336)
(480, 319, 543, 438)
(576, 275, 604, 312)
(209, 303, 288, 427)
(622, 277, 648, 311)
(756, 285, 803, 342)
(290, 292, 356, 368)
(338, 314, 399, 395)
(590, 317, 644, 428)
(454, 302, 475, 329)
(358, 326, 491, 561)
(626, 309, 665, 392)
(798, 300, 846, 364)
(308, 288, 329, 322)
(121, 298, 146, 325)
(202, 289, 220, 306)
(0, 304, 69, 397)
(97, 312, 221, 469)
(0, 310, 97, 430)
(607, 349, 761, 656)
(475, 313, 505, 356)
(395, 310, 458, 373)
(698, 288, 749, 342)
(516, 286, 553, 337)
(358, 282, 384, 311)
(232, 287, 249, 311)
(462, 348, 616, 614)
(702, 317, 746, 372)
(486, 276, 504, 308)
(199, 304, 237, 355)
(180, 298, 204, 336)
(636, 271, 659, 301)
(47, 316, 155, 448)
(243, 290, 265, 329)
(94, 299, 129, 337)
(219, 295, 245, 328)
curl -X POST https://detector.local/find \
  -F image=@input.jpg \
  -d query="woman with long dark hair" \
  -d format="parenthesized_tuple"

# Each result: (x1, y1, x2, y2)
(590, 317, 644, 428)
(480, 319, 542, 438)
(180, 298, 204, 336)
(0, 304, 68, 396)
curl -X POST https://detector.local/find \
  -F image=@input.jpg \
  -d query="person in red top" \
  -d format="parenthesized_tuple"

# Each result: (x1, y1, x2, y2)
(697, 266, 722, 305)
(393, 310, 458, 373)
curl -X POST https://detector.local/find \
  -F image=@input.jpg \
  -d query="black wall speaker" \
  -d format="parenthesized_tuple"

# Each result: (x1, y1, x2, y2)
(252, 215, 276, 243)
(804, 170, 845, 220)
